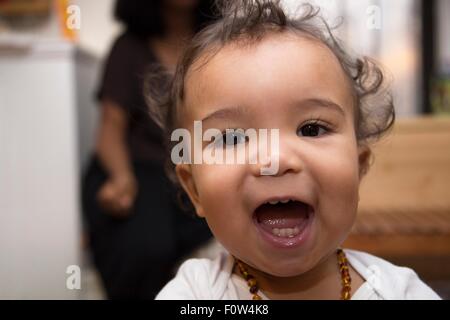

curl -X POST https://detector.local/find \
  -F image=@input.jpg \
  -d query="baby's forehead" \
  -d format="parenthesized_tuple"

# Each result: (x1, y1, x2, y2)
(182, 32, 353, 119)
(187, 32, 342, 82)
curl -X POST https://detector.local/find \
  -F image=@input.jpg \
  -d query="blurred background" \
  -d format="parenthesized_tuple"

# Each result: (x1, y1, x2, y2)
(0, 0, 449, 299)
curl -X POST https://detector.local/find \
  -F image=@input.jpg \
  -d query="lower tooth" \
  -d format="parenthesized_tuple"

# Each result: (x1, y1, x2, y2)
(271, 228, 299, 238)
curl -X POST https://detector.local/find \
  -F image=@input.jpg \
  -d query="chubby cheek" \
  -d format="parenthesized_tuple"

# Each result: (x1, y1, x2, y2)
(192, 164, 250, 250)
(310, 140, 360, 246)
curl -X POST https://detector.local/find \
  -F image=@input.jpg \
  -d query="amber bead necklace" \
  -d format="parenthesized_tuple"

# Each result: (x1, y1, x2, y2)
(235, 248, 352, 300)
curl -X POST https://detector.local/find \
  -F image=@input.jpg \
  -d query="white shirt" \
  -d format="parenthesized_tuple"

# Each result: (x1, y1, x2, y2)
(156, 249, 441, 300)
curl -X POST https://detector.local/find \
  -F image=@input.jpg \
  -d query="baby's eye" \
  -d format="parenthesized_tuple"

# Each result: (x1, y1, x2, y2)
(297, 123, 329, 137)
(222, 130, 248, 146)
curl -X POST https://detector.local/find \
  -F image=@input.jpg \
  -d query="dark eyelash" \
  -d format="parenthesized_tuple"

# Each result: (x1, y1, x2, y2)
(302, 119, 333, 132)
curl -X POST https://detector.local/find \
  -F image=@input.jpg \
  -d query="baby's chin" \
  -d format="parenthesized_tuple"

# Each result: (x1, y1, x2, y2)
(245, 239, 349, 280)
(246, 253, 322, 278)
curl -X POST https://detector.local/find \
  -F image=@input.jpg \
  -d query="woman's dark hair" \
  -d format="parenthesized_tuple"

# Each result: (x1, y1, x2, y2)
(114, 0, 218, 38)
(146, 0, 395, 206)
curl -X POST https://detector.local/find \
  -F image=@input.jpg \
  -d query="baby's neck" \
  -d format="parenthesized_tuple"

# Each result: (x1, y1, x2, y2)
(235, 251, 362, 300)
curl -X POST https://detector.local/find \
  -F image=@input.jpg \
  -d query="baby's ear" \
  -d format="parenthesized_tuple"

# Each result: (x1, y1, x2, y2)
(358, 145, 372, 181)
(175, 164, 205, 218)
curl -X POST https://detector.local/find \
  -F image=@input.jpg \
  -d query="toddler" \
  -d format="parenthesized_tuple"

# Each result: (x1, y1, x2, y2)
(148, 0, 441, 300)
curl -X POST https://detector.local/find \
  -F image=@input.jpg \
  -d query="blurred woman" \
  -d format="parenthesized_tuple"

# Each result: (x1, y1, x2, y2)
(82, 0, 216, 299)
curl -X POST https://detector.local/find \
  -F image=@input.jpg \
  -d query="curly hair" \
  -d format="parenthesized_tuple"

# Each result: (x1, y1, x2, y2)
(145, 0, 395, 193)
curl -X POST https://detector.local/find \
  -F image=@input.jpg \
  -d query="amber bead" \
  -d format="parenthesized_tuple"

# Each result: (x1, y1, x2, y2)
(249, 285, 259, 294)
(340, 265, 349, 272)
(342, 290, 351, 300)
(245, 274, 254, 281)
(247, 278, 257, 287)
(342, 277, 351, 285)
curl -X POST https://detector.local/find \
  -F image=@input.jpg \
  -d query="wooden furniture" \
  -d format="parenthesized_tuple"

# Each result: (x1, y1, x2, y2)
(344, 116, 450, 280)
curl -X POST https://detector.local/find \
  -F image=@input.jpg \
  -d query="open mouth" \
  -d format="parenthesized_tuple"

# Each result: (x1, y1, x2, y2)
(253, 199, 313, 248)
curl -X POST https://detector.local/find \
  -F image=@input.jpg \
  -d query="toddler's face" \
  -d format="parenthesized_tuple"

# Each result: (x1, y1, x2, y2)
(177, 33, 368, 277)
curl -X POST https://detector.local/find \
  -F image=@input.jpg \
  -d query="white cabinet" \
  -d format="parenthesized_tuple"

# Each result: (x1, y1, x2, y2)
(0, 39, 99, 299)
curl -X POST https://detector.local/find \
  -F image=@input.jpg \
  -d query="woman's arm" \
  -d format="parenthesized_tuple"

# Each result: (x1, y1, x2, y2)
(95, 99, 138, 216)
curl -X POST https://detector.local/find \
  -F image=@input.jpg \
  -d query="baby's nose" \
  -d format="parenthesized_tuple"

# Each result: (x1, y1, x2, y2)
(249, 132, 303, 177)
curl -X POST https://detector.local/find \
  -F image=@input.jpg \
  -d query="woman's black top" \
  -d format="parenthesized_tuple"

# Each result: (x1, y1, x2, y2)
(97, 31, 165, 164)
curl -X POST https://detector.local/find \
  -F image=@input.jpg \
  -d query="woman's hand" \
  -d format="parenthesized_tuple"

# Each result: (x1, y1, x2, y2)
(97, 173, 138, 217)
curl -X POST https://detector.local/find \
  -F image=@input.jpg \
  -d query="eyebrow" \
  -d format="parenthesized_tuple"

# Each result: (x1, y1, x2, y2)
(201, 105, 249, 123)
(201, 97, 346, 123)
(296, 98, 346, 116)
